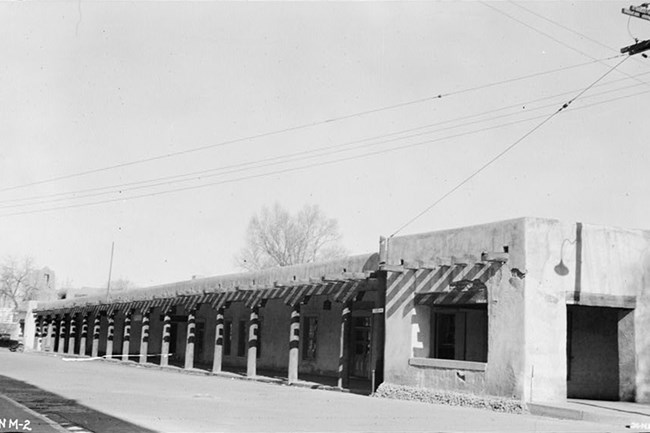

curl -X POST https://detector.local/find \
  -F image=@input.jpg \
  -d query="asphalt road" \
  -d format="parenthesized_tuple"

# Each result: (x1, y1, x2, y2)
(0, 394, 63, 433)
(0, 350, 626, 433)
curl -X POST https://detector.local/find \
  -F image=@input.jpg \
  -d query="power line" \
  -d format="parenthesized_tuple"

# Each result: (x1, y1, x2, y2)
(1, 78, 644, 212)
(1, 73, 642, 219)
(0, 55, 622, 195)
(511, 2, 621, 52)
(510, 1, 649, 66)
(482, 2, 650, 87)
(3, 68, 646, 210)
(389, 55, 630, 238)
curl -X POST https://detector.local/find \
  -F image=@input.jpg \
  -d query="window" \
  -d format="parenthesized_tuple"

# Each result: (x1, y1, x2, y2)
(302, 317, 318, 360)
(434, 313, 455, 359)
(237, 320, 247, 357)
(431, 306, 487, 362)
(223, 321, 232, 356)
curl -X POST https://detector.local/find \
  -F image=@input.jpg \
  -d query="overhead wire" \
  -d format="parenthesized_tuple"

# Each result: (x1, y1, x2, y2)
(1, 67, 643, 219)
(509, 1, 647, 64)
(0, 55, 624, 195)
(482, 2, 650, 87)
(0, 63, 650, 209)
(389, 55, 631, 237)
(0, 75, 646, 211)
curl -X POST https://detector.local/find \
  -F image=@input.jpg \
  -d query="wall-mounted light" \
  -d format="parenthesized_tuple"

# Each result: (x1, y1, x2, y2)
(554, 239, 576, 276)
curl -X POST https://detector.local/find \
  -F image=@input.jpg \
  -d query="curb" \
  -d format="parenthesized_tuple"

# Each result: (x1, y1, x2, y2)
(528, 402, 650, 428)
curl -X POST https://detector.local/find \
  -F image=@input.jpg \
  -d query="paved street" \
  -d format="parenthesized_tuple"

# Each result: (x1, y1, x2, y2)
(0, 394, 62, 433)
(0, 350, 627, 433)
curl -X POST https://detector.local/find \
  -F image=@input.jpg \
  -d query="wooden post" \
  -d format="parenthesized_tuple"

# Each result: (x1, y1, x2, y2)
(159, 309, 171, 367)
(91, 314, 101, 358)
(79, 314, 88, 356)
(246, 307, 259, 377)
(337, 303, 352, 389)
(47, 318, 55, 352)
(139, 310, 150, 364)
(288, 305, 300, 384)
(57, 316, 66, 354)
(38, 316, 47, 351)
(212, 308, 225, 373)
(105, 313, 115, 359)
(184, 308, 197, 370)
(122, 312, 131, 361)
(67, 314, 76, 355)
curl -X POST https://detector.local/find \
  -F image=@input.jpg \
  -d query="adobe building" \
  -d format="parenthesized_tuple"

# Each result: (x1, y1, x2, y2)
(28, 217, 650, 404)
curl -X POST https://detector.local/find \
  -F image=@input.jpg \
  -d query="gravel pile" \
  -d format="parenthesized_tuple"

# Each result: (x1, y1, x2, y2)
(373, 383, 525, 414)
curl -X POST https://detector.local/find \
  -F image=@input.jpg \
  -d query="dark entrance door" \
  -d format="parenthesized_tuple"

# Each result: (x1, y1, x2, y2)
(351, 316, 371, 378)
(566, 305, 634, 401)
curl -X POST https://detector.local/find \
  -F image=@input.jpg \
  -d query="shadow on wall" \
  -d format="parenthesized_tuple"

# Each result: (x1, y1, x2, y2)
(385, 261, 504, 319)
(0, 374, 156, 433)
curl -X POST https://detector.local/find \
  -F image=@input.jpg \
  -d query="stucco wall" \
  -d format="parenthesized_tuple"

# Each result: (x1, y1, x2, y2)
(148, 308, 163, 358)
(525, 219, 650, 403)
(22, 301, 37, 350)
(111, 312, 122, 356)
(523, 218, 573, 403)
(384, 218, 527, 398)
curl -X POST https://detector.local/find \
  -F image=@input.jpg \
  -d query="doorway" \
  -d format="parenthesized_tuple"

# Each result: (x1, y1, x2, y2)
(351, 316, 371, 378)
(567, 305, 635, 401)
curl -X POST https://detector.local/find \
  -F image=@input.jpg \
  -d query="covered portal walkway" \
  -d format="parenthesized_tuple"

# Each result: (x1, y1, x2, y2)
(31, 254, 384, 393)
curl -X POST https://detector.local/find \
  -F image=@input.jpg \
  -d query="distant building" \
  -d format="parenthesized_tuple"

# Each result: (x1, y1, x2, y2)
(30, 218, 650, 405)
(0, 266, 55, 339)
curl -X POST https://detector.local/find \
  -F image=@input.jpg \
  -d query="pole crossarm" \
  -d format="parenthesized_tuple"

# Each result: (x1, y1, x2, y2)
(621, 39, 650, 56)
(622, 4, 650, 21)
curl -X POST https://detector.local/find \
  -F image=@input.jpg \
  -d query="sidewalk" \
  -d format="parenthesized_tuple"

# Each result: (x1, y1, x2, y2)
(528, 398, 650, 430)
(0, 394, 64, 433)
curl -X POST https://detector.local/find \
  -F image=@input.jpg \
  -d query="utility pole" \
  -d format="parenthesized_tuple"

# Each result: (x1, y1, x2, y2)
(105, 241, 115, 301)
(621, 4, 650, 56)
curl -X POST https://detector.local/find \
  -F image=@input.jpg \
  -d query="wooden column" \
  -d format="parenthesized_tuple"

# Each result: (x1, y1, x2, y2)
(41, 317, 49, 351)
(67, 314, 76, 355)
(79, 314, 88, 356)
(47, 318, 55, 352)
(288, 305, 300, 384)
(139, 310, 150, 364)
(212, 308, 225, 373)
(38, 316, 47, 351)
(337, 303, 352, 389)
(105, 313, 115, 359)
(122, 312, 131, 361)
(184, 308, 197, 370)
(246, 307, 259, 377)
(160, 310, 172, 367)
(57, 316, 66, 354)
(91, 314, 101, 358)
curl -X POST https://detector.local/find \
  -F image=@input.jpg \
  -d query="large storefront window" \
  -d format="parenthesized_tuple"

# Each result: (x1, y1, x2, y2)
(431, 306, 487, 362)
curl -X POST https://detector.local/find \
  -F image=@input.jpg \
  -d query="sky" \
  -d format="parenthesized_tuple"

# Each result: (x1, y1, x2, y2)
(0, 1, 648, 290)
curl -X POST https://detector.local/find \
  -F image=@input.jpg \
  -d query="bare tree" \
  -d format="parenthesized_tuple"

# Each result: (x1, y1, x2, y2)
(110, 278, 137, 292)
(236, 203, 347, 271)
(0, 256, 40, 309)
